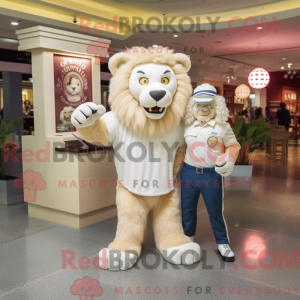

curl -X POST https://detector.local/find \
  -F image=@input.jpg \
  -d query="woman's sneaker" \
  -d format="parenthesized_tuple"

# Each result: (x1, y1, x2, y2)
(217, 244, 235, 262)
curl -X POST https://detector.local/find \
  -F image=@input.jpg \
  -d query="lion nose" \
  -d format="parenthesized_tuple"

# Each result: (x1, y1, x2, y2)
(149, 90, 166, 101)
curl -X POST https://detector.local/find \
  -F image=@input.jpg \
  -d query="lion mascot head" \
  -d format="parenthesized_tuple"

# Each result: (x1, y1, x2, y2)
(108, 47, 193, 136)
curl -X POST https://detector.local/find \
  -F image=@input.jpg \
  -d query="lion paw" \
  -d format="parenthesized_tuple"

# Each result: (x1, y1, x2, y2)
(162, 242, 201, 265)
(99, 248, 138, 271)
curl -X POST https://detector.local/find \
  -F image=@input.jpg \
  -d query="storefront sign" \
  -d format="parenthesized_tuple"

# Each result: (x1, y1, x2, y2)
(53, 54, 93, 132)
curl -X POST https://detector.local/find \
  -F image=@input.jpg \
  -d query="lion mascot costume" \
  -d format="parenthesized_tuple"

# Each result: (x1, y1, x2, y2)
(71, 47, 201, 271)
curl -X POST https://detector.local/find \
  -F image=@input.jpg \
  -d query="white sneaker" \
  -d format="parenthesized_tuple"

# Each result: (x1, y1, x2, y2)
(217, 244, 235, 262)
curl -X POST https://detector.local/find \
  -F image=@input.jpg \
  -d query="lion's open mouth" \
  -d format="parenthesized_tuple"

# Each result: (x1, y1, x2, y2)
(143, 106, 165, 114)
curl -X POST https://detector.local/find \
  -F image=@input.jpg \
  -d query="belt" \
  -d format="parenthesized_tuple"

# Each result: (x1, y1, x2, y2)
(184, 163, 214, 174)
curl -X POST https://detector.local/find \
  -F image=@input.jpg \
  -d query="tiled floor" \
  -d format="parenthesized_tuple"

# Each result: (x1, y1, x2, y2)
(0, 146, 300, 300)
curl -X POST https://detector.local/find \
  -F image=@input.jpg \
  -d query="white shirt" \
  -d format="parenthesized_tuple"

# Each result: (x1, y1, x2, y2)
(102, 111, 184, 196)
(184, 119, 240, 168)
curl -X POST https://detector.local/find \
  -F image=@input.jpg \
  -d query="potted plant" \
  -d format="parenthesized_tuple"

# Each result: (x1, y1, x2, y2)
(231, 117, 273, 178)
(0, 119, 25, 205)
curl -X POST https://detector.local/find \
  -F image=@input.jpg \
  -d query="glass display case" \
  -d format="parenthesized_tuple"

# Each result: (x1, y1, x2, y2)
(284, 90, 297, 101)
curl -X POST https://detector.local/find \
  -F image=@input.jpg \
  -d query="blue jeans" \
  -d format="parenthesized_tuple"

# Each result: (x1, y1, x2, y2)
(180, 163, 229, 244)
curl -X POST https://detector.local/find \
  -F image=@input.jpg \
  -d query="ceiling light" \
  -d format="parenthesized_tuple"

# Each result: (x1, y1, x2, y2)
(173, 35, 178, 37)
(257, 27, 263, 30)
(282, 58, 286, 60)
(11, 22, 18, 25)
(153, 45, 158, 47)
(248, 68, 270, 89)
(288, 65, 291, 68)
(281, 67, 284, 69)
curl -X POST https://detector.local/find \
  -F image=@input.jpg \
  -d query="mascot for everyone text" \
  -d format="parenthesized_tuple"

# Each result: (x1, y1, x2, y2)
(181, 83, 241, 262)
(71, 47, 201, 270)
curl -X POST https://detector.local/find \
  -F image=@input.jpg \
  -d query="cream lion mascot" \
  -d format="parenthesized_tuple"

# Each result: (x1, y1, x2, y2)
(71, 47, 200, 271)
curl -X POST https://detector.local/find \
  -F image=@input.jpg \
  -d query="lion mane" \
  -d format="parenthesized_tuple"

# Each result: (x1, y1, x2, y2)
(108, 47, 193, 137)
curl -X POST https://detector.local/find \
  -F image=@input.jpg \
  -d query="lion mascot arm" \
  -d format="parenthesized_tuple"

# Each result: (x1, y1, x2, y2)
(71, 102, 110, 146)
(71, 52, 136, 145)
(173, 143, 187, 175)
(77, 117, 110, 146)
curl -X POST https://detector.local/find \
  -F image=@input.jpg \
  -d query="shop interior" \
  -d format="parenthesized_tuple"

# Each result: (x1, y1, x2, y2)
(0, 1, 300, 299)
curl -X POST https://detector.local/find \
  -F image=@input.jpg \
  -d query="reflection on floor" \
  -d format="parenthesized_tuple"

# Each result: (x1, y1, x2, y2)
(0, 146, 300, 300)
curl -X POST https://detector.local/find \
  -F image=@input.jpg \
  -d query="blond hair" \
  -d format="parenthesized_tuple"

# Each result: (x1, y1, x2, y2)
(183, 95, 229, 125)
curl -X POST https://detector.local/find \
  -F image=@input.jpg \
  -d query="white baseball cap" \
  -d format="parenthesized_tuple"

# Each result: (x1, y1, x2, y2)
(193, 83, 217, 104)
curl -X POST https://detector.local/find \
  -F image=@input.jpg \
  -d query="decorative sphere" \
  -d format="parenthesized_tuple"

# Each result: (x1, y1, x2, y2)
(248, 68, 270, 89)
(235, 84, 251, 99)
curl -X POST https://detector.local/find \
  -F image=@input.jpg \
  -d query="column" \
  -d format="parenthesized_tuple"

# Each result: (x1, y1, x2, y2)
(255, 88, 267, 109)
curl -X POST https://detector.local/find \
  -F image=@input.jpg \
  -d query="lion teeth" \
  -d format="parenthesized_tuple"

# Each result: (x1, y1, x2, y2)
(159, 108, 163, 112)
(149, 108, 152, 112)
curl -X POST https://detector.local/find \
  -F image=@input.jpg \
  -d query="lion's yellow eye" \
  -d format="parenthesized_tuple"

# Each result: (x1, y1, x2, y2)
(161, 77, 169, 85)
(139, 78, 149, 85)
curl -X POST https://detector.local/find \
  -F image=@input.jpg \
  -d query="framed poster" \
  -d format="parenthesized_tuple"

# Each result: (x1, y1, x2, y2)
(234, 96, 242, 104)
(53, 54, 93, 132)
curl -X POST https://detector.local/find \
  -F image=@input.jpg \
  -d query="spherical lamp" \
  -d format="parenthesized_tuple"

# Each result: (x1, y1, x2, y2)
(235, 84, 251, 100)
(248, 68, 270, 89)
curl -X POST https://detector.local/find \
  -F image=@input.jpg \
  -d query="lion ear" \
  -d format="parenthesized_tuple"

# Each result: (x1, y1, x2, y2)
(173, 53, 191, 72)
(108, 52, 131, 75)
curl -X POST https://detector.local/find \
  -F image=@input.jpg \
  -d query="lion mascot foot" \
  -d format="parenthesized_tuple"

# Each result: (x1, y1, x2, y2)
(99, 248, 138, 271)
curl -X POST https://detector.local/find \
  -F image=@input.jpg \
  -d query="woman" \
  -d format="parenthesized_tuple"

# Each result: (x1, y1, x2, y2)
(181, 84, 241, 262)
(23, 100, 31, 115)
(276, 102, 291, 131)
(254, 107, 265, 150)
(265, 107, 276, 125)
(254, 107, 263, 120)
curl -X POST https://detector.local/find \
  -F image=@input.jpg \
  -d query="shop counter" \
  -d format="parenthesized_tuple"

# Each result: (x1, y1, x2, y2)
(22, 135, 118, 228)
